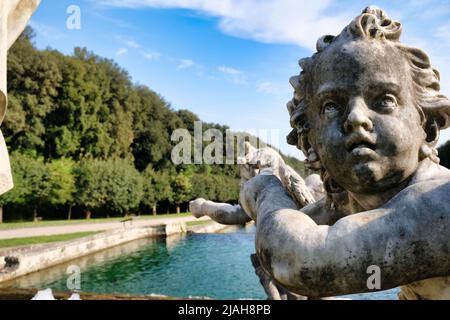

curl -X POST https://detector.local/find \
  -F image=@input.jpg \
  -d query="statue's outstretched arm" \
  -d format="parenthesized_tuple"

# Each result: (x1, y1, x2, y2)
(189, 198, 251, 225)
(242, 174, 450, 297)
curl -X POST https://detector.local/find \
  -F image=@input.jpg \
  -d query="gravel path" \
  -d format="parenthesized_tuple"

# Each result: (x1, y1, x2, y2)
(0, 216, 210, 240)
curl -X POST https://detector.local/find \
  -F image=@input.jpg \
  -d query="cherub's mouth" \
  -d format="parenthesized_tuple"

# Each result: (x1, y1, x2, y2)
(345, 134, 377, 153)
(347, 141, 377, 152)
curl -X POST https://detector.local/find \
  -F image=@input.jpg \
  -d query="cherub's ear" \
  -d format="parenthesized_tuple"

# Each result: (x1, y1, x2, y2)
(420, 119, 440, 163)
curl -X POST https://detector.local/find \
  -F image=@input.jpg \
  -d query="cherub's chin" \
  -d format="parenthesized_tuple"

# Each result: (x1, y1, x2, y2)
(348, 147, 379, 161)
(350, 161, 385, 185)
(350, 147, 377, 157)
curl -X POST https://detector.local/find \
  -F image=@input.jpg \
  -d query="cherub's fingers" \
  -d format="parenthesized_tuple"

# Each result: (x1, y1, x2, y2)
(189, 198, 206, 218)
(279, 165, 315, 208)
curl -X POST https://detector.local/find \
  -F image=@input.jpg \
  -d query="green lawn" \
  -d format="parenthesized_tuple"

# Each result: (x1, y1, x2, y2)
(186, 220, 210, 227)
(0, 231, 101, 248)
(0, 213, 192, 230)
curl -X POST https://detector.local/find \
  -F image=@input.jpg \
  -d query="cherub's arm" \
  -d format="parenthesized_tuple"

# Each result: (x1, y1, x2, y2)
(241, 174, 450, 297)
(189, 198, 251, 225)
(189, 178, 330, 227)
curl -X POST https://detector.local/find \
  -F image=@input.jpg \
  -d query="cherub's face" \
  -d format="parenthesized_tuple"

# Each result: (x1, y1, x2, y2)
(307, 39, 426, 194)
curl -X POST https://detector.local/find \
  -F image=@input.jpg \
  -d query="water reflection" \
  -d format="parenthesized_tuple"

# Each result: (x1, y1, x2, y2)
(2, 236, 168, 290)
(2, 227, 266, 299)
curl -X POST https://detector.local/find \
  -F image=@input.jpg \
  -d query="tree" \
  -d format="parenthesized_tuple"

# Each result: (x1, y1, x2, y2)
(9, 153, 52, 221)
(141, 167, 174, 215)
(75, 158, 143, 218)
(170, 173, 192, 214)
(141, 167, 157, 215)
(0, 153, 28, 223)
(74, 158, 106, 219)
(6, 29, 62, 155)
(48, 158, 76, 219)
(102, 158, 143, 216)
(153, 170, 173, 215)
(190, 174, 216, 200)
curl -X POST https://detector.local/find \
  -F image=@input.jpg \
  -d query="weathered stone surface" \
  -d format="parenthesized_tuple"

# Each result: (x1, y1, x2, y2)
(187, 219, 241, 234)
(238, 6, 450, 299)
(0, 287, 197, 300)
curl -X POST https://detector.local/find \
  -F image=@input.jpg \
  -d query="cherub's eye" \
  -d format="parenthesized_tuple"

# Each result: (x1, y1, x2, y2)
(322, 101, 340, 115)
(375, 94, 397, 110)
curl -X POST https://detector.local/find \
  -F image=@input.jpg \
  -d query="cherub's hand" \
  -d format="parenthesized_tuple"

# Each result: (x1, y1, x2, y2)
(189, 198, 207, 218)
(279, 165, 316, 207)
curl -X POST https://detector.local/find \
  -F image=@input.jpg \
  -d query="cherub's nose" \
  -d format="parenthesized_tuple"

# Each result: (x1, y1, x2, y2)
(343, 97, 373, 134)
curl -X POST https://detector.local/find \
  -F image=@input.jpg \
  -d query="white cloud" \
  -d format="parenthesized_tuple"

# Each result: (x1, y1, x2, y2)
(116, 47, 128, 55)
(178, 59, 195, 69)
(257, 82, 278, 94)
(142, 51, 161, 60)
(116, 35, 141, 48)
(90, 11, 135, 29)
(116, 36, 162, 60)
(96, 0, 354, 50)
(218, 65, 247, 85)
(125, 39, 140, 48)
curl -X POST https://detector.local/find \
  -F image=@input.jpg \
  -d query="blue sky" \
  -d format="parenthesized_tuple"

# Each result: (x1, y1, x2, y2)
(28, 0, 450, 157)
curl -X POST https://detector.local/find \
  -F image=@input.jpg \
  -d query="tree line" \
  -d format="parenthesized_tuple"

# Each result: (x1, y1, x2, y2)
(438, 141, 450, 169)
(0, 153, 240, 222)
(0, 27, 307, 222)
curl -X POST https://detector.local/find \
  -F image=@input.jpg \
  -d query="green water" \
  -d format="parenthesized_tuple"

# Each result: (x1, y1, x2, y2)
(4, 226, 399, 299)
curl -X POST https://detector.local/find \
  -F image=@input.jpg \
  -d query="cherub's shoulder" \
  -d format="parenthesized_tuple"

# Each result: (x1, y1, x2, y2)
(435, 164, 450, 180)
(410, 161, 450, 185)
(389, 166, 450, 209)
(428, 164, 450, 180)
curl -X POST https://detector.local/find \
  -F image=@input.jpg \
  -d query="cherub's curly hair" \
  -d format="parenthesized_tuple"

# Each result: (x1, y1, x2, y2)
(286, 6, 450, 206)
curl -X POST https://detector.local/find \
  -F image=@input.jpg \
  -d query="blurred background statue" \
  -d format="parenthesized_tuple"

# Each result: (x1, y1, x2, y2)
(0, 0, 41, 194)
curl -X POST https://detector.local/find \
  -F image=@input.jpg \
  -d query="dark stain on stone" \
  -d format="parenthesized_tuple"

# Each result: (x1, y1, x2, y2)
(4, 256, 20, 270)
(257, 248, 274, 275)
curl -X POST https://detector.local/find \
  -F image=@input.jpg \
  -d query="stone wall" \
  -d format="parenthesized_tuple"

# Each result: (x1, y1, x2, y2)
(0, 223, 186, 283)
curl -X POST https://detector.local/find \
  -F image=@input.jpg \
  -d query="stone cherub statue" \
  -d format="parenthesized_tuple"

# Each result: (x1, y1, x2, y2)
(196, 6, 450, 299)
(189, 142, 324, 226)
(0, 0, 41, 195)
(190, 142, 324, 300)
